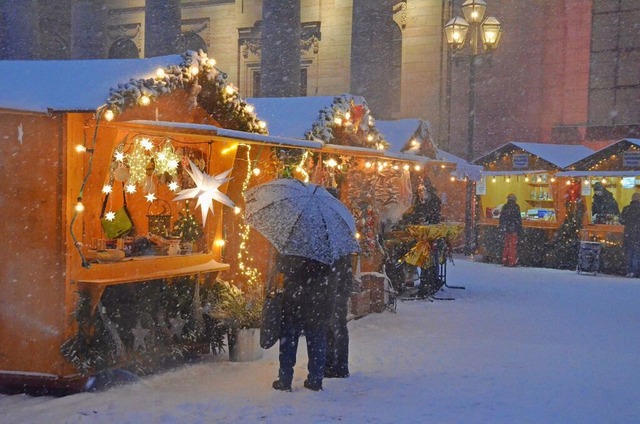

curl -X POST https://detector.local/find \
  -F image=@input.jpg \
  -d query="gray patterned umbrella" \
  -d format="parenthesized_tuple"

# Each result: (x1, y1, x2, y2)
(244, 178, 360, 265)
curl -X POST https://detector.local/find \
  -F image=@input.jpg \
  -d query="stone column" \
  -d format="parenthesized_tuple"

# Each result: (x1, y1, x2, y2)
(260, 0, 301, 97)
(0, 0, 40, 59)
(144, 0, 182, 57)
(350, 0, 395, 117)
(71, 0, 107, 59)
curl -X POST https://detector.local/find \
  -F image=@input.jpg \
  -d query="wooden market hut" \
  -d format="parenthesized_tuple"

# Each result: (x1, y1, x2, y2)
(472, 142, 593, 262)
(376, 118, 481, 225)
(0, 51, 291, 392)
(247, 97, 455, 273)
(559, 138, 640, 245)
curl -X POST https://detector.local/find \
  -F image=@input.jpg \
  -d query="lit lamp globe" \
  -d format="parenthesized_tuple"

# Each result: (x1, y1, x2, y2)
(461, 0, 487, 24)
(444, 16, 470, 50)
(481, 16, 503, 51)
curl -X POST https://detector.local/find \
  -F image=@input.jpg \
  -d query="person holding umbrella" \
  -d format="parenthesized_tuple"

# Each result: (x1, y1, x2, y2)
(244, 179, 360, 392)
(271, 254, 333, 391)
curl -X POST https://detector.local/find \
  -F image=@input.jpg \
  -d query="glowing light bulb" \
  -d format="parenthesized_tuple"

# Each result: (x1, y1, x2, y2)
(104, 109, 114, 121)
(189, 65, 199, 76)
(252, 167, 261, 176)
(410, 139, 420, 148)
(214, 239, 226, 248)
(156, 68, 166, 78)
(258, 121, 267, 129)
(74, 201, 85, 213)
(365, 161, 372, 168)
(414, 165, 421, 171)
(450, 176, 456, 182)
(326, 158, 338, 168)
(525, 176, 530, 182)
(245, 104, 255, 114)
(506, 176, 511, 183)
(139, 95, 151, 106)
(566, 180, 572, 186)
(234, 206, 242, 215)
(492, 177, 497, 183)
(225, 85, 235, 95)
(75, 144, 87, 153)
(367, 134, 374, 142)
(355, 232, 361, 240)
(550, 177, 556, 183)
(403, 164, 410, 171)
(334, 117, 343, 125)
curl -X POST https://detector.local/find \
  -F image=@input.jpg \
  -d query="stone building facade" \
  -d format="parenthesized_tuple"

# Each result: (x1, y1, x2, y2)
(0, 0, 638, 160)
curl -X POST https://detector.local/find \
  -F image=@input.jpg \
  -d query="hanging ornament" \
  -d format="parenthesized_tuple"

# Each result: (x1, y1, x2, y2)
(131, 320, 150, 351)
(127, 138, 151, 185)
(114, 165, 130, 182)
(172, 159, 235, 224)
(143, 175, 156, 194)
(154, 140, 181, 177)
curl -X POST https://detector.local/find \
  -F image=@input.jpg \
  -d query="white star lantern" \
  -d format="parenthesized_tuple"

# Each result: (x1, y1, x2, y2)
(104, 211, 116, 221)
(173, 159, 234, 224)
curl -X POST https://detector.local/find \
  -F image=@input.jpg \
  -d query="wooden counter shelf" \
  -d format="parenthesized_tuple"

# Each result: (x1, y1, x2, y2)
(73, 254, 229, 311)
(479, 218, 559, 230)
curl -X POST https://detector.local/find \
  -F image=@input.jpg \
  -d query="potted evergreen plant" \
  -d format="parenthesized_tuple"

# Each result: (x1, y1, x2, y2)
(210, 281, 264, 362)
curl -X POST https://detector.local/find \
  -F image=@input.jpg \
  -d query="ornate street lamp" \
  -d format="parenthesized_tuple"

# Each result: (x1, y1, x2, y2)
(444, 0, 502, 255)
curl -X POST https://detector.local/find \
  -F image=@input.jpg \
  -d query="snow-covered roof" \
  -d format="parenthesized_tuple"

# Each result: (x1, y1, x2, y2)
(0, 55, 185, 113)
(436, 149, 483, 181)
(374, 119, 422, 153)
(564, 138, 640, 169)
(247, 96, 356, 139)
(474, 142, 594, 169)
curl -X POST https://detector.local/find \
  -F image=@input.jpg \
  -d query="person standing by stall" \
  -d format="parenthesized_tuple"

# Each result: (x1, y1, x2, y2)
(591, 182, 620, 223)
(272, 255, 333, 392)
(620, 192, 640, 278)
(499, 194, 522, 267)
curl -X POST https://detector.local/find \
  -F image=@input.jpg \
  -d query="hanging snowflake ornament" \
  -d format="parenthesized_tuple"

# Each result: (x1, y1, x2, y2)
(172, 159, 234, 224)
(154, 140, 181, 177)
(127, 138, 151, 185)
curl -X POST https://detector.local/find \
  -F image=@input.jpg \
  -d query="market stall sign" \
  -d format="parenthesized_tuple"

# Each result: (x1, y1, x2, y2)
(512, 154, 529, 169)
(476, 177, 487, 195)
(581, 180, 591, 196)
(623, 151, 640, 168)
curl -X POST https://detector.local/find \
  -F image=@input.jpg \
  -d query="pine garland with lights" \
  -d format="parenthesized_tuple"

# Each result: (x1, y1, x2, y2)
(305, 94, 389, 149)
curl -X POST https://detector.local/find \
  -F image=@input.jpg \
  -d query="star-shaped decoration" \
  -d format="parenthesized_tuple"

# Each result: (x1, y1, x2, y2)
(168, 181, 180, 191)
(126, 139, 151, 185)
(169, 315, 187, 338)
(154, 141, 181, 177)
(145, 192, 157, 203)
(102, 184, 113, 194)
(104, 211, 116, 221)
(173, 159, 234, 224)
(131, 320, 150, 351)
(125, 183, 137, 194)
(140, 137, 155, 151)
(114, 151, 125, 162)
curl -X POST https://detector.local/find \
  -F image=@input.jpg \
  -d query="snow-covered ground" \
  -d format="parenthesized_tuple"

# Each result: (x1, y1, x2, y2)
(2, 256, 640, 424)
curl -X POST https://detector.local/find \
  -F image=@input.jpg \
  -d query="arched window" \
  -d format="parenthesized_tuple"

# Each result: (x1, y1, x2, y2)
(181, 32, 207, 53)
(108, 38, 139, 59)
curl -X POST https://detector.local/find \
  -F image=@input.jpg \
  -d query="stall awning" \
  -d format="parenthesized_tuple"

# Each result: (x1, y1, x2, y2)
(557, 170, 640, 177)
(481, 169, 549, 176)
(114, 120, 450, 166)
(115, 120, 324, 149)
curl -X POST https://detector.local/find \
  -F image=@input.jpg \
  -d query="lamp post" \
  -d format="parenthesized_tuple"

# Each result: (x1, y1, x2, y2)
(444, 0, 502, 255)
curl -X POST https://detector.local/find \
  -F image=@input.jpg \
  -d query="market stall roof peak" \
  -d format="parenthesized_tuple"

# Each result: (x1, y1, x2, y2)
(0, 55, 185, 113)
(563, 138, 640, 170)
(473, 141, 594, 169)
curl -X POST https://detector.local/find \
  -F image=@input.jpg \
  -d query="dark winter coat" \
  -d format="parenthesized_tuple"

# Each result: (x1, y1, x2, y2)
(498, 199, 522, 234)
(277, 255, 334, 332)
(620, 200, 640, 249)
(591, 188, 620, 218)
